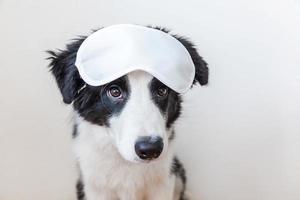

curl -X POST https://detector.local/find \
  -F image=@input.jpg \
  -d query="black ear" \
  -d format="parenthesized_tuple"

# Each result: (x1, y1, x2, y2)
(173, 36, 209, 86)
(47, 37, 86, 104)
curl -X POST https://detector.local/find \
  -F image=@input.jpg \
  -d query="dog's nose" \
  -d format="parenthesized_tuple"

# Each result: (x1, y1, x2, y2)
(135, 136, 163, 160)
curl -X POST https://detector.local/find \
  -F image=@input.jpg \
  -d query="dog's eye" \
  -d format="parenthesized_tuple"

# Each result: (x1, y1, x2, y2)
(156, 87, 169, 98)
(107, 85, 123, 99)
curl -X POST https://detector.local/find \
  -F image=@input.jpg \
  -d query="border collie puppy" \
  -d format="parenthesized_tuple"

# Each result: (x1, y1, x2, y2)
(47, 25, 208, 200)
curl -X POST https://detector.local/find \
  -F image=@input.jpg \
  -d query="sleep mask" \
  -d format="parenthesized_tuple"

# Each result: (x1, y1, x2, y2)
(75, 24, 195, 93)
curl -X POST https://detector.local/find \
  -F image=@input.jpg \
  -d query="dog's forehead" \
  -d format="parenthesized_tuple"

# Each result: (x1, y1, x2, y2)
(126, 71, 154, 88)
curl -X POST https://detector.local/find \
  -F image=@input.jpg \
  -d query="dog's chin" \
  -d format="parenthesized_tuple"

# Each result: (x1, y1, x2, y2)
(120, 151, 165, 165)
(130, 156, 161, 164)
(133, 158, 152, 164)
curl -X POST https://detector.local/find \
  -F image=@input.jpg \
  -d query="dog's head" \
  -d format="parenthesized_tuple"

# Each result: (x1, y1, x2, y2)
(47, 26, 208, 163)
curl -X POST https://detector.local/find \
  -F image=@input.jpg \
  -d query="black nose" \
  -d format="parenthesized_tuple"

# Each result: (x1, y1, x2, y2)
(135, 136, 164, 160)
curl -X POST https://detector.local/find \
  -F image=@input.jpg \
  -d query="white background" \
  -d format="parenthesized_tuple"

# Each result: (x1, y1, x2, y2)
(0, 0, 299, 200)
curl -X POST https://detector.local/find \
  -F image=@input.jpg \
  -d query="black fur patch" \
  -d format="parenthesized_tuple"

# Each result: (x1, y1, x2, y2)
(73, 76, 130, 126)
(169, 130, 175, 141)
(72, 124, 78, 138)
(149, 78, 182, 129)
(171, 157, 187, 200)
(76, 179, 85, 200)
(47, 37, 86, 104)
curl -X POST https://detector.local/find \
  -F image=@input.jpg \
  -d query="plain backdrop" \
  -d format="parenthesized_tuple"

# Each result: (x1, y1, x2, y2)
(0, 0, 300, 200)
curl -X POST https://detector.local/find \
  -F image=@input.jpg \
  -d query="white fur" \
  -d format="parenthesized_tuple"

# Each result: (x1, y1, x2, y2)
(73, 71, 180, 200)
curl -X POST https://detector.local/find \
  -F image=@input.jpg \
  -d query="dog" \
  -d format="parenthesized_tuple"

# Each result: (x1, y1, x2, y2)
(47, 25, 208, 200)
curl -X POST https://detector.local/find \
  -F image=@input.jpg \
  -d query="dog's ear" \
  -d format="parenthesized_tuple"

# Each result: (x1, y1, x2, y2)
(47, 37, 86, 104)
(174, 36, 209, 86)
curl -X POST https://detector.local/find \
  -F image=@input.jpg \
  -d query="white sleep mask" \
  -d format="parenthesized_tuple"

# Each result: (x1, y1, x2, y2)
(75, 24, 195, 93)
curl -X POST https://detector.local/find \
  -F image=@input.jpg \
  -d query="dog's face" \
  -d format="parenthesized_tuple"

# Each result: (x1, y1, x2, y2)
(72, 71, 181, 162)
(47, 26, 208, 163)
